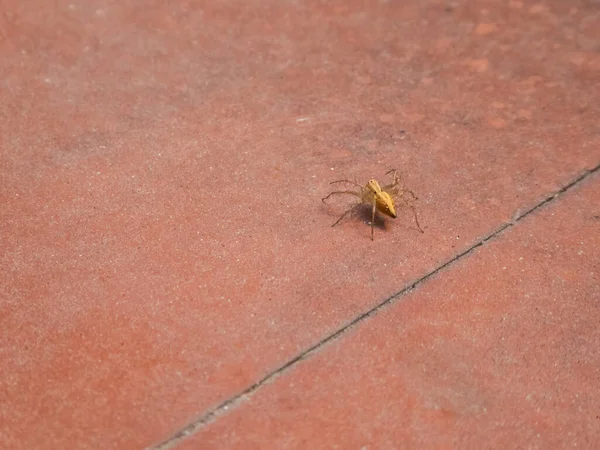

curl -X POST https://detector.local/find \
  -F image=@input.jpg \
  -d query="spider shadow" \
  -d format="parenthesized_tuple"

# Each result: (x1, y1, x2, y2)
(354, 204, 388, 230)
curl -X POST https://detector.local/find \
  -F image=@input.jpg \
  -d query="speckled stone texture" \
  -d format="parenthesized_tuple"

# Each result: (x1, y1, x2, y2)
(180, 172, 600, 450)
(1, 0, 599, 449)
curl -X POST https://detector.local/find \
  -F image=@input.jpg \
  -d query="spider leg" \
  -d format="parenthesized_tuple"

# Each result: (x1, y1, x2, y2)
(322, 190, 361, 202)
(329, 179, 362, 189)
(322, 190, 362, 227)
(410, 204, 424, 233)
(398, 196, 424, 233)
(331, 203, 360, 227)
(371, 198, 377, 241)
(402, 188, 419, 201)
(382, 169, 401, 190)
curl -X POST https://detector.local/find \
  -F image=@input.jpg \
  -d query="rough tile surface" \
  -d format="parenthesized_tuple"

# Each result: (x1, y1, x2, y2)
(1, 0, 599, 448)
(180, 171, 600, 449)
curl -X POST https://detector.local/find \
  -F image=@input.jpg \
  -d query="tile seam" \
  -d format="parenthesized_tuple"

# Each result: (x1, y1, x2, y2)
(149, 162, 600, 450)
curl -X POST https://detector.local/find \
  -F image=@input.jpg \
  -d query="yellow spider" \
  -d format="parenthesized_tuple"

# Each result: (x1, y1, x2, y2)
(322, 169, 424, 240)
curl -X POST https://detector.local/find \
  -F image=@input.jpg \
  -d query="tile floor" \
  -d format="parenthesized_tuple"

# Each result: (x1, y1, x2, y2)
(1, 1, 599, 449)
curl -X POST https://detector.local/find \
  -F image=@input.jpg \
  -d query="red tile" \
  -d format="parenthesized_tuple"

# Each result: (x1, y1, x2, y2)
(179, 171, 600, 449)
(1, 0, 599, 448)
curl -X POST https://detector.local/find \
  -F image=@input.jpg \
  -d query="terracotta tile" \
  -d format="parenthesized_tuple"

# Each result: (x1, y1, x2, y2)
(1, 0, 599, 448)
(179, 171, 600, 449)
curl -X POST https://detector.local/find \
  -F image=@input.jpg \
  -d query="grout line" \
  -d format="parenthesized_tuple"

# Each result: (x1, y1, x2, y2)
(150, 163, 600, 450)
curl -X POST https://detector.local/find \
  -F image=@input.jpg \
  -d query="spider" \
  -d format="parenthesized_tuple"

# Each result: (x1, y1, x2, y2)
(322, 169, 424, 240)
